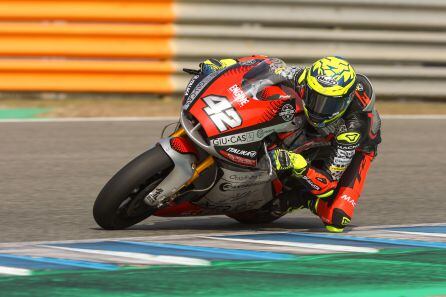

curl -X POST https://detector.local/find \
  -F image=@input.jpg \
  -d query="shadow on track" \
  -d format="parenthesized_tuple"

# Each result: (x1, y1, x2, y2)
(89, 216, 351, 233)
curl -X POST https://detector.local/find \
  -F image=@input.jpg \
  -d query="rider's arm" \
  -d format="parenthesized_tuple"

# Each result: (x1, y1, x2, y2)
(271, 76, 379, 199)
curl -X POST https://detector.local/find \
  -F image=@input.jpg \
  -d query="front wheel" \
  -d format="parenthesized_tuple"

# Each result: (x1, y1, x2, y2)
(93, 145, 173, 230)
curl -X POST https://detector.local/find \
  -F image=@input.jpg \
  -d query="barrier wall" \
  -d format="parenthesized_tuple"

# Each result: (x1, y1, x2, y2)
(1, 0, 446, 98)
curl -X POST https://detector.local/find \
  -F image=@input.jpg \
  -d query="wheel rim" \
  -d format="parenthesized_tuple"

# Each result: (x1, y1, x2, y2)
(116, 177, 163, 219)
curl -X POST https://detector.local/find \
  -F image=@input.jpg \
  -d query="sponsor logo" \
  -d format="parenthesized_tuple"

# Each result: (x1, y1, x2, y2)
(183, 71, 220, 109)
(356, 83, 364, 92)
(336, 149, 356, 159)
(239, 59, 257, 66)
(341, 217, 351, 225)
(302, 175, 321, 191)
(257, 129, 265, 139)
(226, 147, 257, 158)
(333, 157, 352, 166)
(337, 132, 360, 144)
(329, 165, 346, 172)
(149, 188, 163, 199)
(229, 84, 249, 107)
(145, 188, 164, 205)
(219, 181, 264, 192)
(212, 131, 255, 146)
(184, 75, 199, 97)
(279, 103, 295, 121)
(338, 144, 358, 150)
(316, 177, 327, 184)
(316, 75, 337, 86)
(212, 123, 287, 146)
(229, 173, 262, 181)
(341, 194, 357, 208)
(220, 150, 257, 167)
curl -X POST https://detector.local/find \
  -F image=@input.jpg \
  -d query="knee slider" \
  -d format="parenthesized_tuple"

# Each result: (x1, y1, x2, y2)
(331, 208, 352, 229)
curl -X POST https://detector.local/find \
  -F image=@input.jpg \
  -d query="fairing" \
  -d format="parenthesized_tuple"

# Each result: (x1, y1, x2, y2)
(181, 59, 303, 168)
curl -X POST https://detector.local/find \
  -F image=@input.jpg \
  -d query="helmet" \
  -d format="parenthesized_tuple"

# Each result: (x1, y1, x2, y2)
(300, 56, 357, 127)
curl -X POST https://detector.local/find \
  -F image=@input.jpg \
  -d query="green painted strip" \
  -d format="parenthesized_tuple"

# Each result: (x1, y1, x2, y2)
(0, 248, 445, 297)
(0, 108, 50, 119)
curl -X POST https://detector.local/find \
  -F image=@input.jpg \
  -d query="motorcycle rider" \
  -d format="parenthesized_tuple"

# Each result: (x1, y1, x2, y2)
(199, 56, 381, 232)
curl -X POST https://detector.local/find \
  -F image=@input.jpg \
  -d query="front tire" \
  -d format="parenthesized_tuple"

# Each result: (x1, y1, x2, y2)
(93, 145, 173, 230)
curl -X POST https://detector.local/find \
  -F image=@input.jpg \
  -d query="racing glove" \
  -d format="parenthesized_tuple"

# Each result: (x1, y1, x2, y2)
(270, 149, 308, 177)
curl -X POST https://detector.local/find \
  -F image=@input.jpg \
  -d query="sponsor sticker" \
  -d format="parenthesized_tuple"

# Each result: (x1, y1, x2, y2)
(228, 173, 262, 181)
(279, 103, 295, 122)
(184, 75, 199, 97)
(226, 147, 257, 158)
(183, 71, 220, 109)
(220, 150, 257, 167)
(341, 194, 357, 208)
(211, 123, 288, 146)
(302, 175, 321, 191)
(337, 132, 361, 144)
(219, 181, 264, 191)
(316, 75, 337, 86)
(229, 84, 249, 107)
(212, 131, 255, 146)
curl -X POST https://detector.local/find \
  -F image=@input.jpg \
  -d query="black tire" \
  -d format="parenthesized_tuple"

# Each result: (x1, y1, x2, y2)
(93, 145, 173, 230)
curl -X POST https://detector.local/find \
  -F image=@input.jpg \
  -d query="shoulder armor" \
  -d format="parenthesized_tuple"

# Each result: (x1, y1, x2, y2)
(355, 74, 375, 112)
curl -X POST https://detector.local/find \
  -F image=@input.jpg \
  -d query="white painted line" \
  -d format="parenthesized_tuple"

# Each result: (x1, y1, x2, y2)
(0, 116, 179, 123)
(41, 245, 210, 266)
(0, 114, 445, 123)
(201, 236, 379, 254)
(385, 230, 446, 238)
(0, 266, 31, 276)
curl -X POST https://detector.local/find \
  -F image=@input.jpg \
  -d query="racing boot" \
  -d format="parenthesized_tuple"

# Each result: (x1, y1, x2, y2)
(307, 198, 350, 233)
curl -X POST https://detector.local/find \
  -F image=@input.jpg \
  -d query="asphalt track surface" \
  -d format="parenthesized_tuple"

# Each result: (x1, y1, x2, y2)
(1, 118, 445, 243)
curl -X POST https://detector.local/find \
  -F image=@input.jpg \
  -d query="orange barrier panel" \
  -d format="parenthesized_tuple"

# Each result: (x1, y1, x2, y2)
(0, 22, 174, 37)
(0, 59, 175, 74)
(0, 72, 174, 93)
(0, 36, 173, 58)
(0, 1, 175, 22)
(0, 1, 176, 93)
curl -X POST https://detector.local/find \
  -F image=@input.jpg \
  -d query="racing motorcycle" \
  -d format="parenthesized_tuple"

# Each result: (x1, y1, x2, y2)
(93, 58, 329, 230)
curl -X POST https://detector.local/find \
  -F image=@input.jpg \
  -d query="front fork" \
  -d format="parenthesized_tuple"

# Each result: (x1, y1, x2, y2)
(144, 128, 215, 208)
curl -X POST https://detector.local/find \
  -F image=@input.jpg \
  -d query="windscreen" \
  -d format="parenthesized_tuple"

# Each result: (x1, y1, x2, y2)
(241, 59, 288, 100)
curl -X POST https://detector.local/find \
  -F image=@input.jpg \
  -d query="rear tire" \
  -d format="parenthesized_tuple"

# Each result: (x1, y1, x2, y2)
(93, 145, 173, 230)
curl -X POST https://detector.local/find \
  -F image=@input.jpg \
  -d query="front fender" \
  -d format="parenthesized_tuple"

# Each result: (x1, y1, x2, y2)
(144, 137, 197, 207)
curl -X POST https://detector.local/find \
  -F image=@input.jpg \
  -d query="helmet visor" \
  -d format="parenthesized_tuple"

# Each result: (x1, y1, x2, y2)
(304, 86, 353, 122)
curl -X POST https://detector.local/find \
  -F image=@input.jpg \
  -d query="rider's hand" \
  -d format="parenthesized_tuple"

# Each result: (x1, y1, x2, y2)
(270, 149, 308, 177)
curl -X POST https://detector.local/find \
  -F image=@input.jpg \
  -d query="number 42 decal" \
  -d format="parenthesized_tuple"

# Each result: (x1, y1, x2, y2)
(203, 96, 242, 132)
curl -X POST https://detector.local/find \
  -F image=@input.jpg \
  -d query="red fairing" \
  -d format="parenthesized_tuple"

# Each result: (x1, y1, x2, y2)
(154, 201, 204, 217)
(188, 63, 296, 138)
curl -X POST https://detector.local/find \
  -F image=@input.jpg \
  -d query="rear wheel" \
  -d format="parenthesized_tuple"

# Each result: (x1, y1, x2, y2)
(93, 145, 173, 230)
